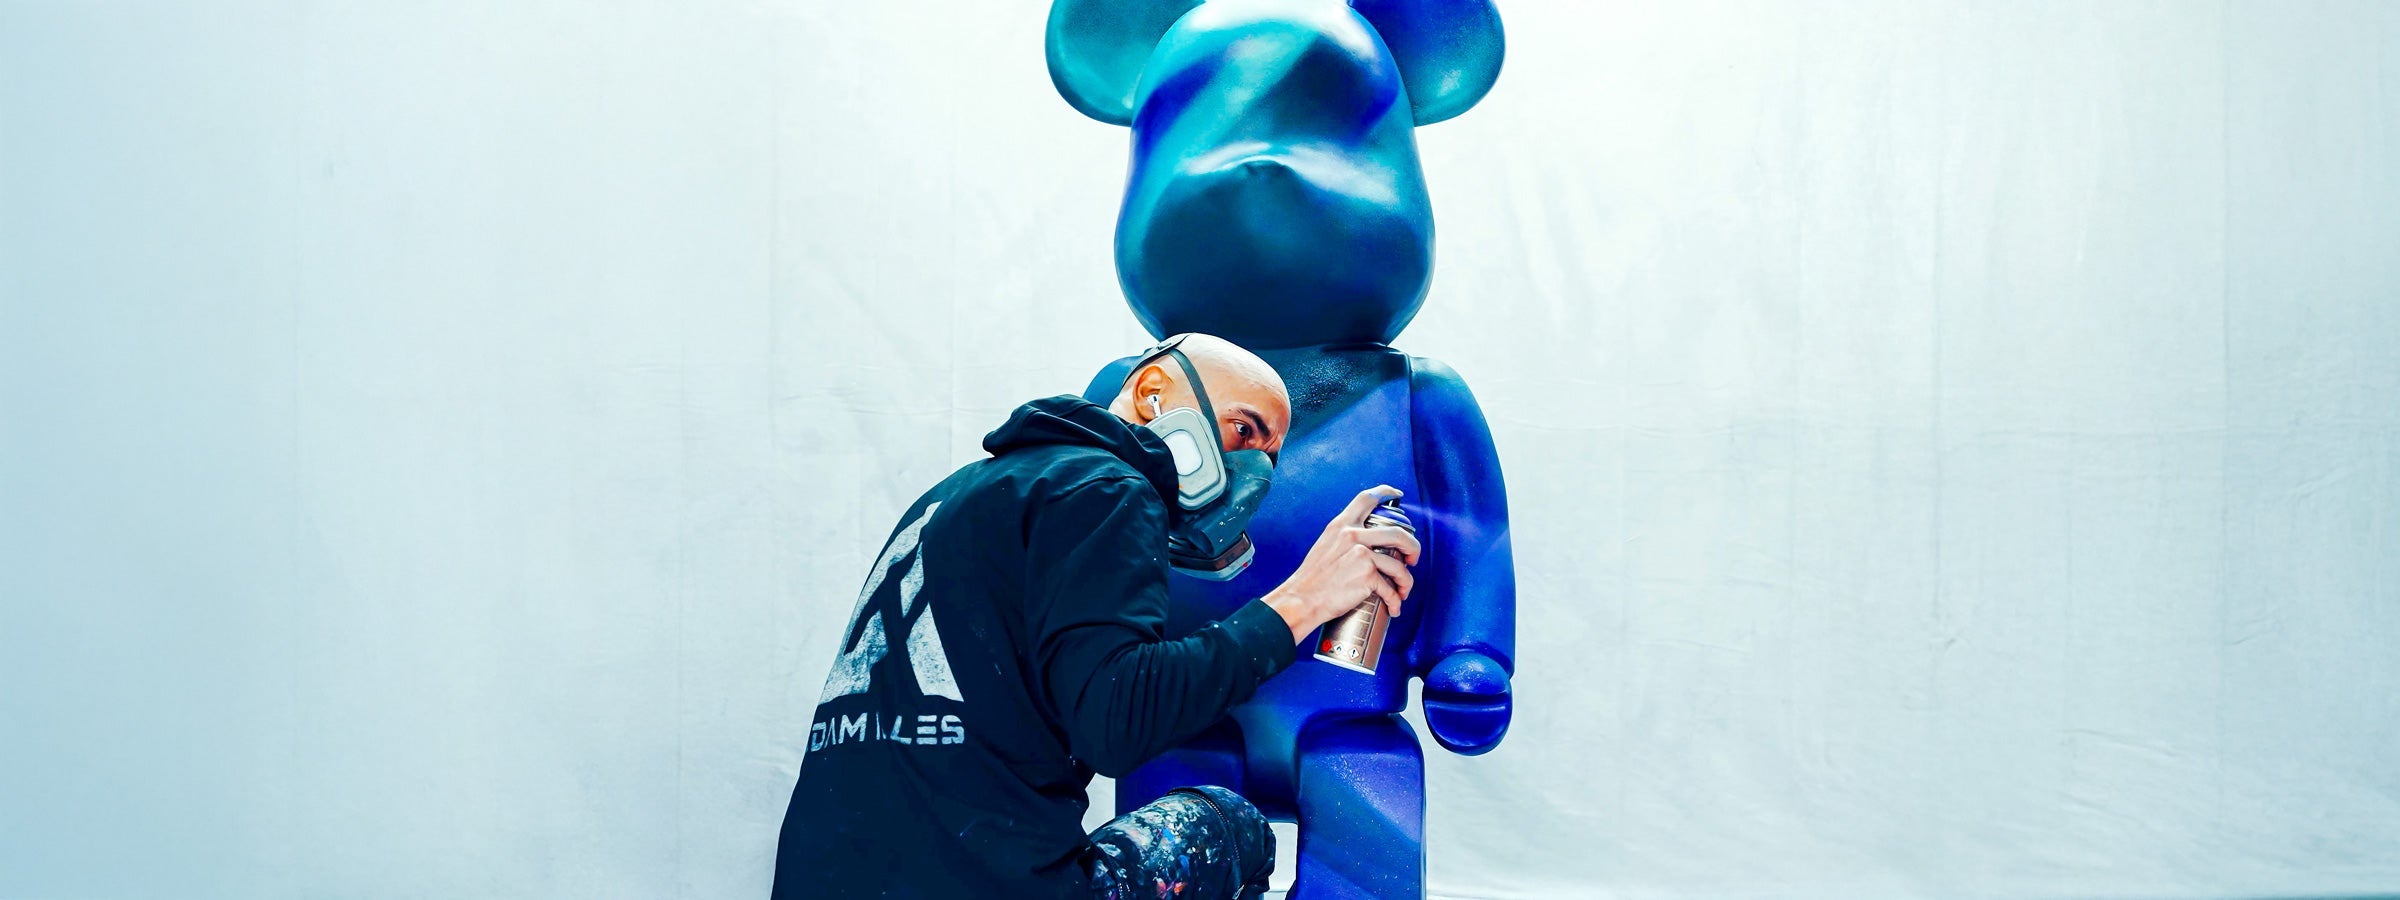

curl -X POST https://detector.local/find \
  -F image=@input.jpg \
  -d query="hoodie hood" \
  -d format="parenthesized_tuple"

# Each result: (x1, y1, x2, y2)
(982, 395, 1180, 505)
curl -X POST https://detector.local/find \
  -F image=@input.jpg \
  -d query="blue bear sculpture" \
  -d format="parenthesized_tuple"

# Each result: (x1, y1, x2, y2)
(1051, 1, 1515, 896)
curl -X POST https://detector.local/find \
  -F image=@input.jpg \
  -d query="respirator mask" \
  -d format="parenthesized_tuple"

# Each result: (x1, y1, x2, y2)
(1135, 335, 1275, 580)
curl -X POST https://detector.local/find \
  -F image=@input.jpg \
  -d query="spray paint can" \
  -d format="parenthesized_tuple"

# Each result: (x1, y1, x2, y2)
(1314, 497, 1412, 675)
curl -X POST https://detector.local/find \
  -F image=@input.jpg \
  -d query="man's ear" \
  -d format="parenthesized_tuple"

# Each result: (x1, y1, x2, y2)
(1046, 0, 1204, 125)
(1126, 361, 1177, 423)
(1353, 0, 1505, 125)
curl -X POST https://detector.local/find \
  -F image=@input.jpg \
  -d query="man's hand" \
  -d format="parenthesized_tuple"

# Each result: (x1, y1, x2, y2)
(1261, 486, 1423, 644)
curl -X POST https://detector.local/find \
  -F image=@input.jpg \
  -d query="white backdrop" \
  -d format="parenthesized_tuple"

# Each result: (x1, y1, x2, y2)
(4, 1, 2397, 898)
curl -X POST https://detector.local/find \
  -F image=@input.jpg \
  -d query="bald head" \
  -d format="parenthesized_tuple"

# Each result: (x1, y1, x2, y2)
(1107, 333, 1291, 459)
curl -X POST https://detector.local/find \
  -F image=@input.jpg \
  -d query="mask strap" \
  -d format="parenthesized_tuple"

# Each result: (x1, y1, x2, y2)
(1130, 333, 1227, 451)
(1161, 346, 1223, 448)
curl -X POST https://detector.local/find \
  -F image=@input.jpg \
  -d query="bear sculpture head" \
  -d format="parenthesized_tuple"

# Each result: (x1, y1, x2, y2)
(1048, 0, 1503, 349)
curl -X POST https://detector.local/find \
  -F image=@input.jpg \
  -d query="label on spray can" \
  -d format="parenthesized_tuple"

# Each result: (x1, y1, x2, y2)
(1314, 497, 1412, 675)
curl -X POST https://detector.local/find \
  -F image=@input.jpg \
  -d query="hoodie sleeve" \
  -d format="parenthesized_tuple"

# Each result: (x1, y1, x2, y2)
(1024, 475, 1297, 778)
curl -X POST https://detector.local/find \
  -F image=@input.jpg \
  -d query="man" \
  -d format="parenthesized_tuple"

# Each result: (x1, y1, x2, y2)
(772, 333, 1421, 899)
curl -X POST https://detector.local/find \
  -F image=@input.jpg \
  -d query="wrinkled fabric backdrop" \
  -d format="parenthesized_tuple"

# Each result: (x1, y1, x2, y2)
(3, 1, 2396, 898)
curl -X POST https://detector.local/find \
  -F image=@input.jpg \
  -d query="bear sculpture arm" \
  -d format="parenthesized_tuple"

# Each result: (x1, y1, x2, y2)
(1404, 356, 1515, 756)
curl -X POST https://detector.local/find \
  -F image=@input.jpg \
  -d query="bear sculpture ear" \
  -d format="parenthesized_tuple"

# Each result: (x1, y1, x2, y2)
(1046, 0, 1205, 126)
(1352, 0, 1505, 125)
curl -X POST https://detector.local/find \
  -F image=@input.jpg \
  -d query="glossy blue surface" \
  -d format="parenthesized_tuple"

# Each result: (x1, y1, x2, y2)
(1054, 2, 1511, 897)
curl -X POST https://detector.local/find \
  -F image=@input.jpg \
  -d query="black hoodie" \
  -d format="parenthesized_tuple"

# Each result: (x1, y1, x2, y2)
(771, 396, 1297, 899)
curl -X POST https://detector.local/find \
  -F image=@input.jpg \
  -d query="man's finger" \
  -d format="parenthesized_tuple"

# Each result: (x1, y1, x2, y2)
(1364, 574, 1401, 616)
(1330, 485, 1402, 532)
(1355, 524, 1422, 566)
(1368, 552, 1413, 610)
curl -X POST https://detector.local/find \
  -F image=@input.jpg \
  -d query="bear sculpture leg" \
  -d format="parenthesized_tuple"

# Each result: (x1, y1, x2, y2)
(1289, 714, 1425, 900)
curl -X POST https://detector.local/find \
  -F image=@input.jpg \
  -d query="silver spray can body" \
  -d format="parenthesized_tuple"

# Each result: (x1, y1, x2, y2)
(1313, 497, 1413, 674)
